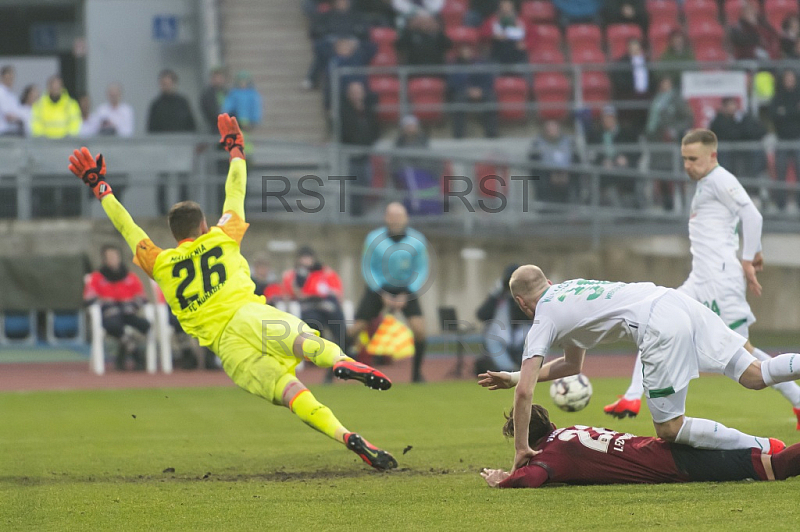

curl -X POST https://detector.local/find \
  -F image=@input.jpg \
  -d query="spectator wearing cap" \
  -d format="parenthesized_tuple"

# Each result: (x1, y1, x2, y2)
(221, 71, 262, 131)
(282, 247, 348, 350)
(447, 44, 498, 139)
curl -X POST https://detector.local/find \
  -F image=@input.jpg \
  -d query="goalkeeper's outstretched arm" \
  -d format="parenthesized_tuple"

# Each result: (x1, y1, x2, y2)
(218, 114, 247, 221)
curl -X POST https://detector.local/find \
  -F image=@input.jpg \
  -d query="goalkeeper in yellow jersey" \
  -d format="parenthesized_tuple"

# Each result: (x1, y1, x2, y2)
(68, 114, 397, 471)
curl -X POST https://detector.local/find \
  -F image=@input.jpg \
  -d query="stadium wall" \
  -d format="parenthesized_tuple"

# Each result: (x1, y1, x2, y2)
(2, 219, 799, 333)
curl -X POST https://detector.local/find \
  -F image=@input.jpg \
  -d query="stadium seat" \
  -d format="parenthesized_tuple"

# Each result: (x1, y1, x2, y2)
(408, 77, 446, 123)
(606, 24, 643, 59)
(526, 24, 562, 53)
(45, 310, 85, 345)
(723, 0, 744, 23)
(441, 0, 467, 28)
(683, 0, 719, 21)
(566, 24, 603, 50)
(0, 311, 36, 345)
(87, 298, 158, 375)
(765, 0, 799, 32)
(369, 76, 401, 123)
(570, 44, 606, 65)
(532, 72, 571, 119)
(520, 1, 557, 24)
(446, 26, 479, 60)
(370, 49, 398, 68)
(688, 20, 725, 50)
(695, 43, 729, 63)
(581, 71, 611, 115)
(528, 46, 566, 65)
(649, 22, 680, 59)
(494, 76, 529, 121)
(369, 27, 397, 50)
(646, 0, 680, 24)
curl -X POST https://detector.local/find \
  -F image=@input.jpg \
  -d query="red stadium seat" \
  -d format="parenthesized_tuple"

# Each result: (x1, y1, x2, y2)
(695, 43, 729, 63)
(494, 76, 529, 121)
(606, 24, 644, 59)
(687, 20, 724, 50)
(369, 76, 400, 123)
(533, 72, 571, 120)
(446, 26, 479, 48)
(526, 24, 562, 53)
(765, 0, 799, 32)
(369, 27, 397, 50)
(649, 22, 680, 59)
(528, 46, 566, 65)
(570, 45, 606, 65)
(408, 77, 446, 123)
(683, 0, 719, 21)
(646, 0, 680, 24)
(520, 1, 557, 24)
(441, 0, 467, 29)
(370, 48, 398, 67)
(581, 71, 611, 115)
(566, 24, 603, 50)
(723, 0, 744, 24)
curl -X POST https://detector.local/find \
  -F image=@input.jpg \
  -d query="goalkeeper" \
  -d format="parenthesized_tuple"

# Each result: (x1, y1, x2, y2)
(68, 114, 397, 471)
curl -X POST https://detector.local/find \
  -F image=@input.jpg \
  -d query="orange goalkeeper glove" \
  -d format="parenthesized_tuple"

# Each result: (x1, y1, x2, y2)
(218, 113, 245, 160)
(68, 147, 113, 200)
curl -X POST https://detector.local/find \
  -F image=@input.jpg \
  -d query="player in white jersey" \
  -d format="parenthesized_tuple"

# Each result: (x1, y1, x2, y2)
(604, 129, 800, 429)
(481, 266, 800, 472)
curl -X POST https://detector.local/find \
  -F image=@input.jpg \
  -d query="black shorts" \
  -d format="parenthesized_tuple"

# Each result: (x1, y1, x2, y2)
(354, 287, 423, 321)
(670, 444, 761, 482)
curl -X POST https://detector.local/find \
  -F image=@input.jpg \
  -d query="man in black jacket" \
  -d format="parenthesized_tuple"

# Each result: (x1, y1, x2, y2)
(770, 69, 800, 212)
(709, 97, 766, 196)
(146, 70, 196, 133)
(475, 264, 528, 372)
(339, 81, 380, 216)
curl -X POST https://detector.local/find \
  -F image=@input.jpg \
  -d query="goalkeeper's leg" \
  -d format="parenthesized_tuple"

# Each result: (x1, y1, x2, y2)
(277, 374, 397, 470)
(294, 333, 392, 391)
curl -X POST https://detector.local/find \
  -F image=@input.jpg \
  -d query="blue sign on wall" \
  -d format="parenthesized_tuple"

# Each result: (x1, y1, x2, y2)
(153, 15, 178, 42)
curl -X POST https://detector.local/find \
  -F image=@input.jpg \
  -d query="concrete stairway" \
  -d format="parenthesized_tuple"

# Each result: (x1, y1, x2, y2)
(219, 0, 328, 142)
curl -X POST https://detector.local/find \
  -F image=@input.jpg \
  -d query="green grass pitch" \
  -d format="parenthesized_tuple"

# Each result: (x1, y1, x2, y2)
(2, 376, 800, 531)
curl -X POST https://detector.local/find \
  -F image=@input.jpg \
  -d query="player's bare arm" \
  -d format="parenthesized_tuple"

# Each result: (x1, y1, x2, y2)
(537, 346, 585, 382)
(512, 356, 543, 472)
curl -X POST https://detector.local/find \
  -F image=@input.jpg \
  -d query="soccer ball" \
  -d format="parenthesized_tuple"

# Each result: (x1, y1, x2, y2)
(549, 374, 593, 412)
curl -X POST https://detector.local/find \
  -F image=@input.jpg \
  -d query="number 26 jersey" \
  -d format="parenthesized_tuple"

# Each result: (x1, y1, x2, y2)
(135, 211, 264, 351)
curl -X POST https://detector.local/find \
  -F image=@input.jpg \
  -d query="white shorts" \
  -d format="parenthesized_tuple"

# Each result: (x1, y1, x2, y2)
(677, 275, 756, 338)
(639, 290, 747, 399)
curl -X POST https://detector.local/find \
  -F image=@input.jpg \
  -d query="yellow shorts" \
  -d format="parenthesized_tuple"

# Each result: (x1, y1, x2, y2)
(216, 302, 318, 405)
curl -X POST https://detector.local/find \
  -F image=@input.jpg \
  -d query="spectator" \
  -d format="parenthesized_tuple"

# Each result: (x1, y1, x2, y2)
(78, 94, 91, 121)
(528, 120, 578, 204)
(81, 83, 134, 137)
(658, 30, 694, 89)
(339, 80, 380, 216)
(392, 0, 444, 26)
(780, 14, 800, 58)
(466, 0, 523, 28)
(282, 246, 348, 349)
(475, 263, 527, 372)
(221, 71, 262, 131)
(480, 0, 528, 65)
(354, 0, 395, 27)
(305, 0, 369, 89)
(611, 38, 652, 136)
(552, 0, 603, 26)
(324, 37, 376, 109)
(709, 97, 767, 189)
(603, 0, 648, 36)
(770, 69, 800, 213)
(395, 114, 428, 148)
(251, 254, 283, 304)
(729, 1, 780, 60)
(83, 245, 151, 371)
(395, 12, 451, 67)
(30, 76, 82, 138)
(146, 69, 196, 132)
(200, 67, 228, 134)
(348, 202, 430, 382)
(0, 65, 25, 136)
(447, 44, 498, 139)
(645, 77, 693, 210)
(18, 84, 39, 136)
(587, 105, 641, 208)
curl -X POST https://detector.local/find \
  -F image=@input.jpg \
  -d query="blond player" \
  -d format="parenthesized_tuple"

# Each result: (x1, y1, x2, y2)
(67, 114, 397, 471)
(604, 129, 800, 429)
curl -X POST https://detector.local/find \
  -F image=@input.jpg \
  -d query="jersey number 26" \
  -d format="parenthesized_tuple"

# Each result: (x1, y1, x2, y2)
(172, 247, 227, 309)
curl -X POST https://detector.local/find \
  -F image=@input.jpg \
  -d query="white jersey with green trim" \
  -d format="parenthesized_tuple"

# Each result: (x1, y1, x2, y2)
(522, 280, 669, 361)
(688, 165, 755, 281)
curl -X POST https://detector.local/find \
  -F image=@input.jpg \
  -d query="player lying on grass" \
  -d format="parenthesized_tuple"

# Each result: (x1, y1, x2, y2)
(604, 129, 800, 428)
(480, 404, 800, 488)
(481, 265, 800, 473)
(67, 114, 397, 471)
